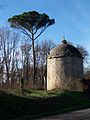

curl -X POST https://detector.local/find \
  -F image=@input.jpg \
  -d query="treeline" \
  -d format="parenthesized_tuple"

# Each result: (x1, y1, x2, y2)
(0, 28, 56, 89)
(0, 28, 89, 90)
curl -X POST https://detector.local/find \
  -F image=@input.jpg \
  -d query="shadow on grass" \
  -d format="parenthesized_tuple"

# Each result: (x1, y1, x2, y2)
(0, 90, 90, 120)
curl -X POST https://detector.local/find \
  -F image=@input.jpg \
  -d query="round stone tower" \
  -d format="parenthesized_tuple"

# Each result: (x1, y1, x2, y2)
(47, 38, 83, 91)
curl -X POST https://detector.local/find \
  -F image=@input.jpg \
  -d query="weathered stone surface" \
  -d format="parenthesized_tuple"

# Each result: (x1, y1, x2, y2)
(49, 40, 82, 58)
(47, 40, 83, 91)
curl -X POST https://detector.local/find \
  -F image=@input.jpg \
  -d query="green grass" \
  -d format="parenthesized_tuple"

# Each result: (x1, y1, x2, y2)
(0, 89, 90, 120)
(12, 88, 64, 98)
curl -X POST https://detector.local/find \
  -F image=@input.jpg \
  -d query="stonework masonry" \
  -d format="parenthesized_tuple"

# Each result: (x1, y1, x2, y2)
(47, 40, 83, 91)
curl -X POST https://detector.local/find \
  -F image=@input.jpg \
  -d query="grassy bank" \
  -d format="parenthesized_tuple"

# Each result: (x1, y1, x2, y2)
(0, 89, 90, 120)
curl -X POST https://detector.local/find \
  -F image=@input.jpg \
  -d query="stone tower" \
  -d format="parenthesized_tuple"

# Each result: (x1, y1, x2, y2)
(47, 38, 83, 91)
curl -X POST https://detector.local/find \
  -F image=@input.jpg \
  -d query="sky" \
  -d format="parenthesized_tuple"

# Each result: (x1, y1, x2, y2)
(0, 0, 90, 56)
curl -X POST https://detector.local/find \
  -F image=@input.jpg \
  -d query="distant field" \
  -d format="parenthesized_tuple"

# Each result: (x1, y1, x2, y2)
(0, 89, 90, 120)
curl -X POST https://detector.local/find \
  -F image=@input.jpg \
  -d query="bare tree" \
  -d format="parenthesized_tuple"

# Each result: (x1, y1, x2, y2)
(35, 39, 56, 87)
(21, 39, 31, 84)
(76, 45, 89, 63)
(0, 28, 19, 86)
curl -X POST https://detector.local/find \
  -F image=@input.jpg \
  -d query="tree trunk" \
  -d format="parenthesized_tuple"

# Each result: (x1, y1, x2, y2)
(6, 64, 10, 86)
(26, 56, 29, 84)
(32, 33, 36, 84)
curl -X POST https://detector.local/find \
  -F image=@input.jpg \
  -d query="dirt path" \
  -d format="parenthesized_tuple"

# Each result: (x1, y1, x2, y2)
(35, 108, 90, 120)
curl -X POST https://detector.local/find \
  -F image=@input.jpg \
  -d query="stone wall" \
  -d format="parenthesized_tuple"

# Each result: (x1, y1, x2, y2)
(47, 56, 83, 91)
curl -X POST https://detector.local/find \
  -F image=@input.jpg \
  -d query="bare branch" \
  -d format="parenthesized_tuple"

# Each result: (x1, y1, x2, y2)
(34, 25, 48, 40)
(19, 27, 32, 40)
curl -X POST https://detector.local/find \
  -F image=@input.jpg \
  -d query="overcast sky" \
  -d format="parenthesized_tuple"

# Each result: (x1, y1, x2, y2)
(0, 0, 90, 56)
